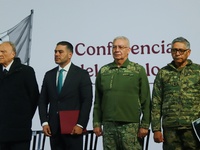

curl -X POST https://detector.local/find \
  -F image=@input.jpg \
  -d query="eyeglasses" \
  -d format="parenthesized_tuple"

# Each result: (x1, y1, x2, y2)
(171, 48, 189, 54)
(112, 45, 128, 50)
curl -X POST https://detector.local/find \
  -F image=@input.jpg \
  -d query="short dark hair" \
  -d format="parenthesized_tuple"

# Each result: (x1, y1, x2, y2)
(57, 41, 73, 53)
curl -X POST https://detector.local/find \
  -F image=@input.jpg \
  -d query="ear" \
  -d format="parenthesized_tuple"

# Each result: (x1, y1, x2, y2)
(127, 47, 131, 54)
(187, 49, 191, 57)
(11, 51, 16, 58)
(68, 52, 73, 59)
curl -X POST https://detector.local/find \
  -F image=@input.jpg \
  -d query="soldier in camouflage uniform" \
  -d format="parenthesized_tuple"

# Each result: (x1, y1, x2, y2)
(151, 37, 200, 150)
(93, 36, 151, 150)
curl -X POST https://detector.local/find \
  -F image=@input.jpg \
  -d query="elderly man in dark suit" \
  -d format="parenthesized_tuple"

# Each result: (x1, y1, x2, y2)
(38, 41, 93, 150)
(0, 41, 39, 150)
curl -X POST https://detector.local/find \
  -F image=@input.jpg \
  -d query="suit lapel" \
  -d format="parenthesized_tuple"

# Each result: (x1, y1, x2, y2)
(59, 64, 76, 97)
(51, 67, 59, 96)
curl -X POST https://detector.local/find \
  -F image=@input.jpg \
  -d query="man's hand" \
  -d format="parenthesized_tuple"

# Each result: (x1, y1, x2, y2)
(43, 125, 51, 137)
(153, 131, 164, 143)
(71, 125, 83, 135)
(137, 128, 149, 138)
(93, 127, 103, 137)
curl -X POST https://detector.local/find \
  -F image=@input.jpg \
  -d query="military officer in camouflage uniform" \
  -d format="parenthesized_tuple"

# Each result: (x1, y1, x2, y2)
(151, 37, 200, 150)
(93, 36, 151, 150)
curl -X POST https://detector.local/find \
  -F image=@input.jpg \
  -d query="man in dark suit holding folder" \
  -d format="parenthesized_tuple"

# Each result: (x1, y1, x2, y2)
(38, 41, 93, 150)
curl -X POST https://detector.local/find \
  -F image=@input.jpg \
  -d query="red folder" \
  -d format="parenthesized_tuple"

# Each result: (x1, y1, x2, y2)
(59, 110, 80, 134)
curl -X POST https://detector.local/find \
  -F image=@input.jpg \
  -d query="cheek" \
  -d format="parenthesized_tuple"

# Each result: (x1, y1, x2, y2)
(68, 54, 72, 59)
(171, 53, 175, 58)
(186, 53, 190, 58)
(4, 54, 9, 58)
(123, 52, 129, 56)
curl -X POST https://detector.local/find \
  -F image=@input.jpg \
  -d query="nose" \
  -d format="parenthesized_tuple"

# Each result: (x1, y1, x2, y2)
(175, 51, 182, 55)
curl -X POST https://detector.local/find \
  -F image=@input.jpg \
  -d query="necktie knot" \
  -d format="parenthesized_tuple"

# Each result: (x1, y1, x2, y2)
(59, 69, 64, 74)
(3, 69, 8, 75)
(57, 69, 64, 93)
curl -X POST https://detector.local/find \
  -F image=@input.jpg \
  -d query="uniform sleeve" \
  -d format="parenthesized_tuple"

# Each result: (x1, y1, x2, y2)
(151, 70, 163, 132)
(93, 70, 103, 128)
(139, 66, 151, 129)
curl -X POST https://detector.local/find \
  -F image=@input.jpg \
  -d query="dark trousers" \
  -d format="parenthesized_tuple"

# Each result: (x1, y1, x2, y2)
(50, 133, 83, 150)
(0, 140, 30, 150)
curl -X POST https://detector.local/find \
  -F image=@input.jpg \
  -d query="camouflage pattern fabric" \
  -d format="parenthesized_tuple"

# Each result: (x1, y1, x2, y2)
(103, 122, 142, 150)
(151, 59, 200, 149)
(163, 128, 200, 150)
(152, 59, 200, 131)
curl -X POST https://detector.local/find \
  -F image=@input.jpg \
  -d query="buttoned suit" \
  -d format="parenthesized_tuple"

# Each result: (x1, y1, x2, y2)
(38, 63, 93, 149)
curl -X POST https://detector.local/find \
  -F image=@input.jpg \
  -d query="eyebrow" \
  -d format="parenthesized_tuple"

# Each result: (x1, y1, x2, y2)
(55, 50, 64, 52)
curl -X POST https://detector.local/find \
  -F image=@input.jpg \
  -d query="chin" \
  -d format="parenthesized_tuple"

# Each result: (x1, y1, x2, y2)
(174, 59, 182, 62)
(55, 61, 60, 64)
(114, 57, 121, 60)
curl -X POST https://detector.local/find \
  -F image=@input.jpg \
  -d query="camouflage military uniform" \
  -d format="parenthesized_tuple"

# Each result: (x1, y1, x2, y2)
(103, 122, 142, 150)
(151, 59, 200, 150)
(93, 59, 151, 150)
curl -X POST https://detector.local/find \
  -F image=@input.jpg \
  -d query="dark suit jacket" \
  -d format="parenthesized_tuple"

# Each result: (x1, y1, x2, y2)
(38, 63, 93, 135)
(0, 57, 39, 142)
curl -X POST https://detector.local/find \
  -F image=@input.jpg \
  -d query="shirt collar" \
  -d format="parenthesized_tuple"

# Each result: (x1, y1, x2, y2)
(3, 60, 14, 71)
(58, 61, 71, 72)
(110, 58, 130, 69)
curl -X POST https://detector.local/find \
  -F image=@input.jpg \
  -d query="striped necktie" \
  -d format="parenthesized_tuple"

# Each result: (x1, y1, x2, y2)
(57, 69, 64, 93)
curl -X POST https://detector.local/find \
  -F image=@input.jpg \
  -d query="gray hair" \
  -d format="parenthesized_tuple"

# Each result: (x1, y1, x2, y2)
(113, 36, 130, 47)
(2, 41, 16, 54)
(172, 37, 190, 49)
